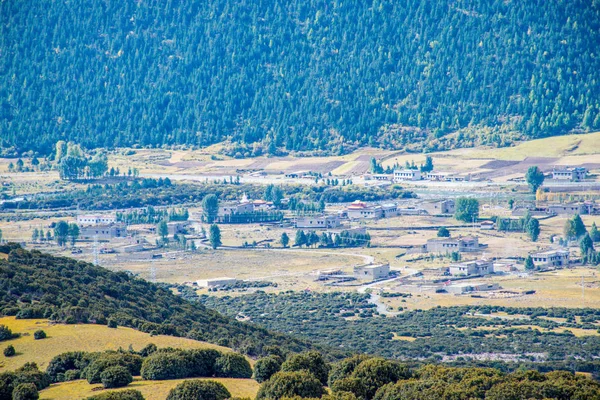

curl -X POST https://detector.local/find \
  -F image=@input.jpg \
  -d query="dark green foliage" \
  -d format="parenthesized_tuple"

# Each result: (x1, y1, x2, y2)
(254, 356, 283, 383)
(214, 353, 252, 379)
(85, 390, 145, 400)
(281, 351, 329, 386)
(2, 0, 600, 155)
(202, 195, 220, 224)
(564, 214, 587, 239)
(183, 349, 222, 378)
(0, 325, 17, 342)
(525, 166, 545, 193)
(140, 352, 189, 381)
(46, 352, 96, 383)
(32, 330, 46, 340)
(202, 291, 600, 374)
(591, 223, 600, 243)
(329, 355, 373, 387)
(85, 353, 142, 384)
(526, 218, 540, 242)
(0, 363, 50, 400)
(0, 247, 313, 357)
(256, 371, 325, 400)
(166, 380, 231, 400)
(100, 366, 133, 389)
(332, 358, 411, 400)
(138, 344, 157, 358)
(10, 383, 38, 400)
(436, 227, 450, 238)
(107, 320, 118, 329)
(454, 198, 479, 223)
(525, 256, 535, 271)
(3, 345, 15, 357)
(209, 224, 222, 249)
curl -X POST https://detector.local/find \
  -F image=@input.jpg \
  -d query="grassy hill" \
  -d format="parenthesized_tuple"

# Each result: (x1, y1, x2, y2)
(0, 244, 315, 358)
(1, 0, 599, 155)
(0, 317, 231, 372)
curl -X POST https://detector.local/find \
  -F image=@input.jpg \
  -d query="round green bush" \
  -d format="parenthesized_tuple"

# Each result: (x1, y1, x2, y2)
(85, 389, 145, 400)
(107, 320, 118, 329)
(253, 356, 282, 383)
(166, 380, 231, 400)
(215, 353, 252, 379)
(141, 352, 188, 380)
(11, 383, 39, 400)
(85, 353, 143, 384)
(100, 366, 133, 389)
(280, 351, 330, 386)
(4, 345, 15, 357)
(256, 371, 325, 400)
(33, 330, 46, 340)
(183, 349, 222, 377)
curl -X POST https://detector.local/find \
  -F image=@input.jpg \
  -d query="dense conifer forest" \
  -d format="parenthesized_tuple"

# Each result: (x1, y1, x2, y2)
(1, 0, 599, 155)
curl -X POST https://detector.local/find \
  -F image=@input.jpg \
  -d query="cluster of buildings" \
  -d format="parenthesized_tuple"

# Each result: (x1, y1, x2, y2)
(364, 170, 471, 183)
(512, 201, 599, 217)
(426, 236, 484, 254)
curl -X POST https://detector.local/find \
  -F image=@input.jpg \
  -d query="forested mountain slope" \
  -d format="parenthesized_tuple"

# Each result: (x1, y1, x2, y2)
(1, 0, 599, 155)
(0, 244, 314, 357)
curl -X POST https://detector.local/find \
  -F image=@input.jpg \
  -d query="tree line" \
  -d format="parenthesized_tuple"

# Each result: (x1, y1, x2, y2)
(3, 0, 599, 156)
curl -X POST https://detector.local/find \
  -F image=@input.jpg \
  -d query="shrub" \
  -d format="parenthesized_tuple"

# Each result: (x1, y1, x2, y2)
(63, 370, 80, 381)
(0, 325, 17, 342)
(183, 349, 222, 377)
(107, 320, 118, 329)
(254, 356, 283, 383)
(215, 353, 252, 379)
(281, 351, 330, 386)
(328, 355, 372, 387)
(138, 343, 157, 357)
(166, 380, 231, 400)
(100, 366, 133, 389)
(86, 389, 145, 400)
(256, 371, 325, 400)
(85, 353, 143, 384)
(4, 345, 15, 357)
(46, 352, 96, 382)
(345, 358, 411, 400)
(11, 383, 38, 400)
(140, 352, 188, 380)
(33, 330, 46, 340)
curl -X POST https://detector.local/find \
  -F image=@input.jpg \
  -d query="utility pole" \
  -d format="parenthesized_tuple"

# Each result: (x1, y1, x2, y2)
(93, 235, 99, 266)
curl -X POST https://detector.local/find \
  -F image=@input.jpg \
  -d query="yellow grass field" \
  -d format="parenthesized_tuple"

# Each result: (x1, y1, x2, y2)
(0, 317, 231, 372)
(39, 377, 260, 400)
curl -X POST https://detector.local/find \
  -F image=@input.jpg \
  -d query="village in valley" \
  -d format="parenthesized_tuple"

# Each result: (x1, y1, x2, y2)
(1, 133, 600, 314)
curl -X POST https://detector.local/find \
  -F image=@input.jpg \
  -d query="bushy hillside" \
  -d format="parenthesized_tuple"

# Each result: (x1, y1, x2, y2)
(0, 244, 313, 357)
(1, 0, 599, 155)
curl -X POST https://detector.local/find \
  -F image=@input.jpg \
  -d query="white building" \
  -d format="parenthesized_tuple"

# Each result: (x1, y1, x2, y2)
(552, 167, 587, 181)
(295, 215, 342, 229)
(531, 250, 570, 268)
(77, 214, 117, 226)
(196, 277, 238, 288)
(448, 260, 494, 276)
(353, 264, 390, 281)
(393, 169, 422, 181)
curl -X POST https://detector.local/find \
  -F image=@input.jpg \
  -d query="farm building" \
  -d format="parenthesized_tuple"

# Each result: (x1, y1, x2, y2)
(295, 215, 342, 229)
(196, 277, 238, 288)
(421, 199, 455, 215)
(448, 260, 494, 276)
(446, 282, 500, 294)
(531, 250, 570, 268)
(345, 201, 383, 219)
(552, 167, 587, 181)
(393, 169, 422, 181)
(353, 264, 390, 281)
(77, 214, 117, 226)
(426, 236, 482, 254)
(80, 224, 127, 240)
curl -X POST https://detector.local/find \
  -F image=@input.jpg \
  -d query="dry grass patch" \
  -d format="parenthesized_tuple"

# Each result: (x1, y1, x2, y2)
(39, 377, 259, 400)
(0, 317, 230, 372)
